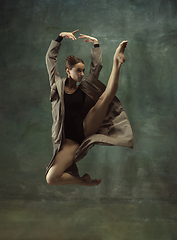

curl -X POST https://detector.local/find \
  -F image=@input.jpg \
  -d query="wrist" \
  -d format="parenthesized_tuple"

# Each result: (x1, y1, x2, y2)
(113, 58, 122, 69)
(94, 40, 98, 44)
(56, 35, 63, 43)
(59, 32, 64, 37)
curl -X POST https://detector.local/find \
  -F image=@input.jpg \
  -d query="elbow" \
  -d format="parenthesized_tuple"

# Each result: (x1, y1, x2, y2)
(45, 52, 49, 64)
(98, 64, 103, 73)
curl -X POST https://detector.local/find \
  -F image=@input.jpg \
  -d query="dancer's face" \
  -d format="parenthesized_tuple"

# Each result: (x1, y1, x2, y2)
(67, 63, 85, 82)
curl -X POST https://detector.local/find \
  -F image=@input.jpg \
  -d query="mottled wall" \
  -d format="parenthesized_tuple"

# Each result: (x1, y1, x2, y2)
(1, 0, 177, 201)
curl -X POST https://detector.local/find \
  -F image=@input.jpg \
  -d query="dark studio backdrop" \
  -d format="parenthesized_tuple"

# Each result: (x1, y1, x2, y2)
(1, 0, 177, 202)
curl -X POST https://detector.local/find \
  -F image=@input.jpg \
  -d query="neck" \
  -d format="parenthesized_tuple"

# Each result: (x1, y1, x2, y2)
(66, 77, 77, 89)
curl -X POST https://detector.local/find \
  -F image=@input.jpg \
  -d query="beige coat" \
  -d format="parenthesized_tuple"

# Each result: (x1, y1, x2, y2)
(45, 40, 133, 175)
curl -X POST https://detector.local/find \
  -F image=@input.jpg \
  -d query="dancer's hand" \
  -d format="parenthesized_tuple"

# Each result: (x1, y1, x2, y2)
(59, 29, 79, 40)
(78, 34, 98, 44)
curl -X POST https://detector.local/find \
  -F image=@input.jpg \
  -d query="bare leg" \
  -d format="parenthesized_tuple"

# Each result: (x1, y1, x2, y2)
(84, 40, 128, 137)
(46, 139, 101, 186)
(46, 41, 127, 186)
(47, 172, 101, 186)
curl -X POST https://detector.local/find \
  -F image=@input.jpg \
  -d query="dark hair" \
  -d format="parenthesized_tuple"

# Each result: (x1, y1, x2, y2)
(65, 55, 84, 70)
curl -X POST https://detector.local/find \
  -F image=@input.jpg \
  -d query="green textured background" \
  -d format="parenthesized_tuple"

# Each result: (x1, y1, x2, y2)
(1, 0, 177, 201)
(0, 1, 177, 239)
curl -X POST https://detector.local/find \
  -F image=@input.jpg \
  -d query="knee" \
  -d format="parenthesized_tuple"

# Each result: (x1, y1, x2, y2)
(46, 174, 54, 185)
(46, 173, 61, 185)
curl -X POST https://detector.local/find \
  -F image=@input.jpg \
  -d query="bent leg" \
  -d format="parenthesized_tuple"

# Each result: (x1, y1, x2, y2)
(83, 41, 128, 137)
(46, 139, 101, 186)
(46, 140, 79, 185)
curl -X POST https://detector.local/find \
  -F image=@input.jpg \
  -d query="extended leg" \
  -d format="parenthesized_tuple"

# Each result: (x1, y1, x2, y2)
(46, 139, 101, 186)
(84, 41, 128, 137)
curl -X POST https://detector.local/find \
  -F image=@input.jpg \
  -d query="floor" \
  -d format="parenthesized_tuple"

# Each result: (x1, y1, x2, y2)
(1, 199, 177, 240)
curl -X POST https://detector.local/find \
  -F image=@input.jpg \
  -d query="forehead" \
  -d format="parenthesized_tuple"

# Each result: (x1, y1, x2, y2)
(73, 63, 85, 69)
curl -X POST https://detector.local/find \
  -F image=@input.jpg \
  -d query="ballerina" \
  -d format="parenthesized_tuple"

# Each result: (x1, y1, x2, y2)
(45, 29, 133, 186)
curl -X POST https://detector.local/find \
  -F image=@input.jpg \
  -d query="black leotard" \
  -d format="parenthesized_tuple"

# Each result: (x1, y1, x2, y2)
(55, 35, 99, 145)
(64, 86, 86, 144)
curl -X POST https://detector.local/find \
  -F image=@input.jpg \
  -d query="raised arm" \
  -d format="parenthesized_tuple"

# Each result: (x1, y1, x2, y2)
(79, 34, 103, 78)
(45, 30, 79, 87)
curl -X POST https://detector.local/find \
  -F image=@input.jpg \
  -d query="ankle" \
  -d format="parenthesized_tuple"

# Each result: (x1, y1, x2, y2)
(113, 58, 122, 69)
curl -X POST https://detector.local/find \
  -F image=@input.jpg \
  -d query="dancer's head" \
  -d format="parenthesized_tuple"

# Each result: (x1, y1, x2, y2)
(65, 55, 85, 82)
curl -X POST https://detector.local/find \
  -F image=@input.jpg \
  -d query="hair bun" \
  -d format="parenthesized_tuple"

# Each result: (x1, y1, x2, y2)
(66, 55, 74, 61)
(65, 55, 84, 70)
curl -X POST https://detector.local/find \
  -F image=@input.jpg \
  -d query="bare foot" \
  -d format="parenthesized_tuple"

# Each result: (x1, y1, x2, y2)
(114, 40, 128, 65)
(81, 173, 101, 186)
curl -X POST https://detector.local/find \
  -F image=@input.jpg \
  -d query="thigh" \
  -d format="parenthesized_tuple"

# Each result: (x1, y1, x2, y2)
(83, 95, 110, 137)
(47, 140, 79, 180)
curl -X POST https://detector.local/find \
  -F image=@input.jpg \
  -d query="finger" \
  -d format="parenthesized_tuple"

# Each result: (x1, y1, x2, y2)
(68, 36, 75, 40)
(72, 29, 79, 34)
(71, 34, 77, 40)
(85, 40, 94, 43)
(78, 37, 89, 41)
(78, 36, 86, 39)
(79, 34, 88, 38)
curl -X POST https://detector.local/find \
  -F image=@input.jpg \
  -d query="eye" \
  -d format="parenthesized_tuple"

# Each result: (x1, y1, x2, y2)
(77, 68, 85, 72)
